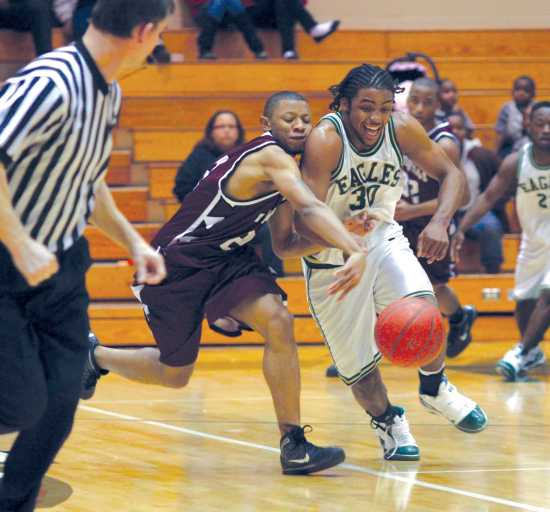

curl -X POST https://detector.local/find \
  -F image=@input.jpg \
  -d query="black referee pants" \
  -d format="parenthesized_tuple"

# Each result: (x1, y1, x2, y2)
(0, 237, 91, 512)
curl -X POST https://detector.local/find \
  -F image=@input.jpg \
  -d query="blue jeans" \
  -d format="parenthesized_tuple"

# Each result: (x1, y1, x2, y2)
(207, 0, 245, 22)
(464, 210, 504, 273)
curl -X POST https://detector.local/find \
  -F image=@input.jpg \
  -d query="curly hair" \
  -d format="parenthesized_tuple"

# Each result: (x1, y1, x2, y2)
(329, 63, 403, 111)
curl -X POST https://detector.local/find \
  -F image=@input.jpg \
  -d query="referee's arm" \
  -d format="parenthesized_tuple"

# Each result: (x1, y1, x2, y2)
(89, 180, 166, 285)
(0, 162, 59, 286)
(0, 76, 66, 286)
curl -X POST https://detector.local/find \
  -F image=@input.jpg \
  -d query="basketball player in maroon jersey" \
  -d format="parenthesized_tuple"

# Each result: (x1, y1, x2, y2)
(80, 92, 368, 475)
(400, 77, 477, 358)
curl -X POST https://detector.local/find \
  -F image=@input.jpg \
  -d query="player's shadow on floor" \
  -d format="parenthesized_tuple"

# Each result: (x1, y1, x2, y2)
(36, 476, 73, 508)
(446, 362, 550, 380)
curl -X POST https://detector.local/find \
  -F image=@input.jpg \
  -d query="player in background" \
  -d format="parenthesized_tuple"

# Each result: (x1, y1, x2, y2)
(452, 101, 550, 381)
(399, 77, 477, 359)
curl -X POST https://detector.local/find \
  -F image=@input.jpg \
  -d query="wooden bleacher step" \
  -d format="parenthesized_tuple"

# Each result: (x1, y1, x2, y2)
(162, 28, 550, 61)
(87, 262, 518, 313)
(3, 28, 550, 64)
(86, 224, 160, 260)
(89, 302, 321, 345)
(89, 302, 550, 346)
(119, 60, 550, 97)
(120, 93, 529, 131)
(133, 127, 495, 163)
(110, 187, 148, 222)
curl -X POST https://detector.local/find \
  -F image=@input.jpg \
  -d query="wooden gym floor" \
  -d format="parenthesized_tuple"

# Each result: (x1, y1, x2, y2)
(3, 341, 549, 512)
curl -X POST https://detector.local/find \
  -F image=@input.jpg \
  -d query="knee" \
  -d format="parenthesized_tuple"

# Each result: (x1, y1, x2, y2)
(265, 307, 294, 344)
(159, 365, 194, 389)
(352, 369, 382, 394)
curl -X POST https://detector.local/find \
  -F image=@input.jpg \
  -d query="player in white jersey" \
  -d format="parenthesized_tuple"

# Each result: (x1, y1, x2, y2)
(290, 64, 488, 461)
(453, 101, 550, 381)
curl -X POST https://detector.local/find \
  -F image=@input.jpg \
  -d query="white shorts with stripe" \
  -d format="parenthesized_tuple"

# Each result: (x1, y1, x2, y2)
(303, 223, 434, 385)
(512, 237, 550, 301)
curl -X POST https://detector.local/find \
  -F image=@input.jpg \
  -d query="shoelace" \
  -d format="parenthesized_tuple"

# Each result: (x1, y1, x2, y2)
(370, 414, 413, 459)
(285, 424, 313, 444)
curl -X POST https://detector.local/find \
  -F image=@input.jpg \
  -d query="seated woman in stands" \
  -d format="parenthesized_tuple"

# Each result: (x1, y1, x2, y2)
(174, 110, 245, 201)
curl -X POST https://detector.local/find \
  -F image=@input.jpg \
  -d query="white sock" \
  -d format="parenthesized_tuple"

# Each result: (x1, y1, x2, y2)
(310, 21, 334, 38)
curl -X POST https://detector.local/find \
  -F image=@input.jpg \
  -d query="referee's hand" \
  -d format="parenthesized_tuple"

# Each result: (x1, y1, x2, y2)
(12, 238, 59, 286)
(132, 243, 166, 285)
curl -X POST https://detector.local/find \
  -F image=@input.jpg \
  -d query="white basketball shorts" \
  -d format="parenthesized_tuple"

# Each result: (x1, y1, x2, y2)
(303, 223, 434, 385)
(512, 237, 550, 301)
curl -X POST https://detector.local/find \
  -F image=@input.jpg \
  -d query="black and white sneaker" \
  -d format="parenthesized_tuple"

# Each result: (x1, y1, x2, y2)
(446, 305, 477, 358)
(80, 332, 109, 400)
(280, 425, 345, 475)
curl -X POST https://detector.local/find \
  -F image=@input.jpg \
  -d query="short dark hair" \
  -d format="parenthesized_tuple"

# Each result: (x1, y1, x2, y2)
(514, 75, 536, 94)
(329, 63, 402, 111)
(411, 77, 440, 95)
(530, 101, 550, 119)
(197, 110, 245, 152)
(91, 0, 175, 38)
(263, 91, 307, 118)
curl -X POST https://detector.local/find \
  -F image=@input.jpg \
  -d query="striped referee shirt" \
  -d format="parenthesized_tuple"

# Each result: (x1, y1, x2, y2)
(0, 41, 122, 253)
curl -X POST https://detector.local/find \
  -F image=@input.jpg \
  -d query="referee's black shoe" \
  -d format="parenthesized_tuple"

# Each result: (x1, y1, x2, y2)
(80, 332, 109, 400)
(280, 425, 345, 475)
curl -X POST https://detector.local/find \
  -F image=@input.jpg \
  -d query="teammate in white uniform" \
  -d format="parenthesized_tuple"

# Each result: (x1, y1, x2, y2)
(453, 101, 550, 381)
(294, 64, 488, 461)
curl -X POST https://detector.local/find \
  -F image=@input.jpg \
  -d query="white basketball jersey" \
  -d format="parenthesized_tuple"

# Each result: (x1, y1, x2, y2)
(304, 112, 404, 266)
(516, 143, 550, 246)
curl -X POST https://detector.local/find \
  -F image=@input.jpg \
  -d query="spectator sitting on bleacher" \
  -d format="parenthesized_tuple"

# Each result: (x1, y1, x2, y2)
(436, 78, 475, 139)
(0, 0, 54, 56)
(495, 75, 536, 160)
(174, 110, 245, 202)
(245, 0, 339, 59)
(448, 112, 505, 274)
(513, 103, 533, 152)
(185, 0, 267, 59)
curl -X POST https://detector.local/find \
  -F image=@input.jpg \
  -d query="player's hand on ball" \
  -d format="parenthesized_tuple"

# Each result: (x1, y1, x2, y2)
(450, 230, 465, 263)
(417, 221, 449, 264)
(11, 237, 59, 286)
(328, 251, 366, 301)
(132, 242, 166, 285)
(343, 212, 377, 235)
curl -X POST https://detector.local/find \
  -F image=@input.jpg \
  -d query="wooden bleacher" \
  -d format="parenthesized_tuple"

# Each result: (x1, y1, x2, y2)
(2, 27, 547, 347)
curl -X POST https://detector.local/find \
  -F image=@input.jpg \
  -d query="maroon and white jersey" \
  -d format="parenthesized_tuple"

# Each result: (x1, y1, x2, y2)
(401, 121, 458, 228)
(152, 133, 285, 267)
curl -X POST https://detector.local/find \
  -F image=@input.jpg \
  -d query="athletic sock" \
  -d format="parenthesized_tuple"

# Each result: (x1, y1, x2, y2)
(448, 306, 465, 324)
(419, 365, 445, 397)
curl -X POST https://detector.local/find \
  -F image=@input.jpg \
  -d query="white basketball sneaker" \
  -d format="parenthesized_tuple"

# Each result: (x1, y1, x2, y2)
(496, 343, 546, 381)
(419, 377, 488, 433)
(370, 406, 420, 461)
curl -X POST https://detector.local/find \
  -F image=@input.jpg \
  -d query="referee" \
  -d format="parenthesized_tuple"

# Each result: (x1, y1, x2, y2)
(0, 1, 173, 510)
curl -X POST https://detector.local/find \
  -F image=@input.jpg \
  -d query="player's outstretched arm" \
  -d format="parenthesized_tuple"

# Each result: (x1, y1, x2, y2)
(89, 180, 166, 284)
(261, 142, 366, 300)
(268, 201, 327, 258)
(452, 152, 518, 262)
(396, 113, 466, 263)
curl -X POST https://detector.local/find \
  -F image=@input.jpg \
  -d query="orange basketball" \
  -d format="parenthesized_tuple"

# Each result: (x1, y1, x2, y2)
(375, 297, 444, 367)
